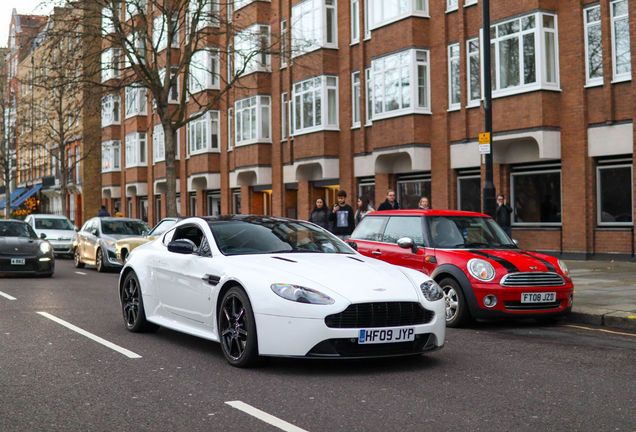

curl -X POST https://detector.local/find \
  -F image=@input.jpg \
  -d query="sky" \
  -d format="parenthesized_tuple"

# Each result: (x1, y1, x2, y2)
(0, 0, 58, 48)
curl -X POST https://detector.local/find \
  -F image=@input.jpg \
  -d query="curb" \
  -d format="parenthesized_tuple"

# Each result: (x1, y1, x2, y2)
(567, 306, 636, 331)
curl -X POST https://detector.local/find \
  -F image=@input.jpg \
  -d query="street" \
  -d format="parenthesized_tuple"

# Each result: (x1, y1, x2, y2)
(1, 259, 635, 432)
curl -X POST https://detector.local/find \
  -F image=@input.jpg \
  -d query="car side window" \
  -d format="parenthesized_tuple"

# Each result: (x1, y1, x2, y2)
(351, 216, 388, 242)
(382, 217, 425, 246)
(81, 220, 92, 232)
(162, 228, 176, 246)
(173, 225, 205, 248)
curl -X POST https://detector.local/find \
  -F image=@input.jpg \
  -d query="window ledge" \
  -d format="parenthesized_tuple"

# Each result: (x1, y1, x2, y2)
(125, 113, 148, 120)
(446, 6, 459, 13)
(466, 101, 481, 109)
(190, 86, 221, 94)
(189, 149, 221, 156)
(447, 106, 461, 112)
(101, 169, 121, 174)
(235, 139, 273, 147)
(492, 84, 561, 99)
(363, 36, 371, 41)
(101, 122, 121, 128)
(350, 41, 360, 46)
(292, 126, 340, 137)
(125, 164, 148, 169)
(351, 124, 361, 130)
(611, 76, 632, 84)
(596, 224, 634, 229)
(371, 109, 431, 122)
(370, 12, 429, 32)
(584, 81, 603, 88)
(464, 1, 478, 7)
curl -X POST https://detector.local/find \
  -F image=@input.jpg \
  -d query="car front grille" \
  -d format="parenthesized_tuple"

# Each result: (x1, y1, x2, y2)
(325, 302, 434, 329)
(307, 333, 439, 358)
(505, 300, 563, 311)
(500, 272, 566, 287)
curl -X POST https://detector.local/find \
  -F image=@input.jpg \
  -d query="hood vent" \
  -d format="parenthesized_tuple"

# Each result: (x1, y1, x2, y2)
(272, 256, 297, 263)
(347, 256, 364, 263)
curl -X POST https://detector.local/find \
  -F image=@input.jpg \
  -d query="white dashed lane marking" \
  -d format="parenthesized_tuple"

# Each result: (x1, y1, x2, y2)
(75, 271, 87, 275)
(226, 401, 309, 432)
(0, 291, 17, 300)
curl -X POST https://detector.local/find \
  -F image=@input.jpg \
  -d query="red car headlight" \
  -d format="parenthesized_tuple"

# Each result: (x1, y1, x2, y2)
(467, 259, 496, 282)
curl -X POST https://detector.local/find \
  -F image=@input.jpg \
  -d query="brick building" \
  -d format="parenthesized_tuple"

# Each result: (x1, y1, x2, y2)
(100, 0, 636, 260)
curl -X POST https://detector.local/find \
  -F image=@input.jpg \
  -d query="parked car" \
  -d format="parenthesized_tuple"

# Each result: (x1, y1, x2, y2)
(119, 215, 446, 367)
(347, 210, 574, 327)
(116, 217, 184, 263)
(73, 217, 150, 272)
(24, 214, 77, 257)
(0, 220, 55, 277)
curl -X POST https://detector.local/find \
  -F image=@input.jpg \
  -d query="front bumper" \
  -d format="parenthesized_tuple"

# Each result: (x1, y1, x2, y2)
(254, 312, 446, 358)
(0, 255, 55, 275)
(104, 248, 123, 268)
(49, 241, 73, 254)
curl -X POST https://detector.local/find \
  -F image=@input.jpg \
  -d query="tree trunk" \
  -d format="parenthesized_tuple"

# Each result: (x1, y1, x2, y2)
(163, 116, 178, 217)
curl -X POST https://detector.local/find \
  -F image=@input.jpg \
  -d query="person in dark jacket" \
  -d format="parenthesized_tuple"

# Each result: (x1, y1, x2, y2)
(328, 190, 355, 240)
(97, 205, 110, 217)
(495, 194, 513, 237)
(377, 189, 400, 211)
(308, 197, 330, 230)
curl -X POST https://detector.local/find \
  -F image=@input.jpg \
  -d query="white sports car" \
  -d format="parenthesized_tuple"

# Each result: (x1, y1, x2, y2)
(119, 215, 446, 367)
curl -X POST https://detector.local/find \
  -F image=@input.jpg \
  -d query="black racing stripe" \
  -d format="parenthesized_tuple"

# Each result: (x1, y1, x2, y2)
(471, 250, 520, 273)
(518, 251, 557, 272)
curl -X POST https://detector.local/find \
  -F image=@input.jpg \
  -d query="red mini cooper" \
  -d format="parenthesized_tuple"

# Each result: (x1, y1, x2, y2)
(347, 210, 574, 327)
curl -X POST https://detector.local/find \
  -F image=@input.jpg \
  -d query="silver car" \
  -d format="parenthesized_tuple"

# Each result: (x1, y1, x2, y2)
(72, 217, 149, 272)
(24, 214, 77, 257)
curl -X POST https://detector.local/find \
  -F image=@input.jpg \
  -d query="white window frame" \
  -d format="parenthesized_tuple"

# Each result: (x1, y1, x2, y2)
(152, 124, 181, 163)
(610, 0, 631, 82)
(291, 75, 339, 136)
(365, 67, 372, 125)
(291, 0, 338, 58)
(125, 85, 148, 118)
(159, 68, 180, 103)
(101, 48, 121, 83)
(153, 13, 180, 52)
(125, 132, 147, 168)
(446, 0, 458, 12)
(597, 163, 634, 226)
(351, 0, 360, 44)
(464, 0, 478, 6)
(370, 48, 431, 121)
(281, 91, 289, 140)
(234, 24, 271, 75)
(101, 93, 121, 127)
(369, 0, 428, 31)
(584, 4, 603, 87)
(187, 0, 220, 32)
(235, 95, 272, 146)
(352, 71, 361, 127)
(228, 107, 233, 151)
(187, 111, 221, 155)
(510, 168, 562, 227)
(101, 140, 121, 173)
(281, 19, 288, 68)
(467, 37, 481, 107)
(189, 48, 220, 93)
(489, 12, 560, 98)
(364, 0, 371, 40)
(448, 43, 461, 111)
(125, 31, 146, 67)
(125, 0, 147, 20)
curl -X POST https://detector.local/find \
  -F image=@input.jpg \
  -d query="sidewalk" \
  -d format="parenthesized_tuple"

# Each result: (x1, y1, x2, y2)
(564, 260, 636, 330)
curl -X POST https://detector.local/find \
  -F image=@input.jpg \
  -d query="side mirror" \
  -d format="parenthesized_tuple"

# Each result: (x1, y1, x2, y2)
(347, 241, 358, 251)
(74, 226, 80, 232)
(168, 239, 197, 254)
(397, 237, 418, 254)
(512, 239, 519, 246)
(40, 233, 47, 239)
(92, 229, 99, 237)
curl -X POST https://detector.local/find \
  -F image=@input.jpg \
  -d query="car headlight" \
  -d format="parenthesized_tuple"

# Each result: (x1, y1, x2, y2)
(420, 280, 444, 302)
(104, 239, 117, 248)
(558, 259, 571, 280)
(270, 283, 335, 305)
(467, 258, 496, 282)
(39, 242, 51, 253)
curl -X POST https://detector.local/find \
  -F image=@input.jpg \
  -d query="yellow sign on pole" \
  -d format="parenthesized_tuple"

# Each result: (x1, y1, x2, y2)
(479, 132, 491, 144)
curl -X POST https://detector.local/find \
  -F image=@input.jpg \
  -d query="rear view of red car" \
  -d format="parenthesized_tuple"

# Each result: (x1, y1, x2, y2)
(347, 210, 573, 327)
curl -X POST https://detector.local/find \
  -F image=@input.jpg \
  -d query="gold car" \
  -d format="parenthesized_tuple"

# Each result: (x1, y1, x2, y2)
(116, 217, 183, 263)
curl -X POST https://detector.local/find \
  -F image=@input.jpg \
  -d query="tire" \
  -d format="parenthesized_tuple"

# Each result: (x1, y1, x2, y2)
(440, 277, 471, 328)
(73, 248, 85, 268)
(121, 271, 159, 333)
(96, 249, 106, 273)
(218, 287, 259, 368)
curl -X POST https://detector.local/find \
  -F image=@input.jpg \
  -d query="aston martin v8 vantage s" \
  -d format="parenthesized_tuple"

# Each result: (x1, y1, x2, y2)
(119, 215, 446, 367)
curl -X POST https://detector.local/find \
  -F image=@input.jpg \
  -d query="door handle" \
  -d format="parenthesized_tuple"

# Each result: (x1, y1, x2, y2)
(372, 251, 382, 256)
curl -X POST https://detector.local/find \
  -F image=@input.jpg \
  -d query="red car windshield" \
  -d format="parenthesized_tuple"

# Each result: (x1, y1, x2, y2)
(426, 216, 516, 249)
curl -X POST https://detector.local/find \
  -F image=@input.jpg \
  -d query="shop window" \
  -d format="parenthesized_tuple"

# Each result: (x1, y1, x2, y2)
(511, 169, 561, 224)
(597, 164, 633, 225)
(457, 176, 481, 212)
(398, 178, 431, 209)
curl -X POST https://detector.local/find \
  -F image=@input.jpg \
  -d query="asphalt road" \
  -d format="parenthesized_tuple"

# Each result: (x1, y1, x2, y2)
(1, 259, 636, 432)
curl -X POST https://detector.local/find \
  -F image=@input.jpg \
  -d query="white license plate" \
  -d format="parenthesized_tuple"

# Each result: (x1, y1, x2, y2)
(10, 258, 25, 265)
(358, 327, 415, 344)
(521, 292, 556, 303)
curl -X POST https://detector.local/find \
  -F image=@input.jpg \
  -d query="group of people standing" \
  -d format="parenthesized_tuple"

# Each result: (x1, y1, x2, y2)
(308, 189, 432, 240)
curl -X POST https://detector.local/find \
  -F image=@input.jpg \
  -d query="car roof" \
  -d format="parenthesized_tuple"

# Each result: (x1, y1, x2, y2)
(0, 219, 27, 224)
(368, 209, 491, 218)
(29, 214, 71, 219)
(92, 217, 146, 222)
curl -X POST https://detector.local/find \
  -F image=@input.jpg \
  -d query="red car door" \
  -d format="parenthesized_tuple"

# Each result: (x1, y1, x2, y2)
(374, 216, 428, 272)
(348, 215, 389, 260)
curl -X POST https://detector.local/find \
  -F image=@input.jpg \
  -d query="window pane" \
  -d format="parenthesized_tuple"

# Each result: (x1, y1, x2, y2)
(458, 178, 481, 212)
(543, 14, 554, 29)
(303, 91, 314, 128)
(599, 167, 632, 223)
(326, 8, 335, 44)
(385, 68, 399, 111)
(418, 65, 427, 108)
(261, 105, 270, 138)
(382, 216, 424, 245)
(522, 15, 535, 30)
(401, 66, 410, 108)
(544, 32, 556, 83)
(450, 58, 460, 105)
(614, 17, 631, 75)
(470, 54, 480, 100)
(490, 43, 497, 90)
(398, 180, 431, 209)
(352, 216, 387, 242)
(500, 37, 520, 88)
(513, 172, 561, 223)
(587, 20, 603, 79)
(524, 33, 536, 84)
(328, 88, 337, 125)
(315, 88, 322, 125)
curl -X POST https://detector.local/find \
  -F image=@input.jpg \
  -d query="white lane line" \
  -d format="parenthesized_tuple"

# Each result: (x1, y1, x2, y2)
(75, 271, 87, 275)
(225, 401, 309, 432)
(0, 291, 17, 300)
(36, 312, 142, 359)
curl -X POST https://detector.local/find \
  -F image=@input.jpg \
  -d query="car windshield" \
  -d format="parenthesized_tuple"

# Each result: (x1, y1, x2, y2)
(426, 216, 516, 249)
(149, 219, 178, 236)
(0, 221, 38, 239)
(101, 220, 149, 236)
(35, 218, 74, 230)
(208, 218, 354, 255)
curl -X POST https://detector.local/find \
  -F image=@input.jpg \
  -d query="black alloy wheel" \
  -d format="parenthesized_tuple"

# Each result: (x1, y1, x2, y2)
(74, 248, 85, 268)
(440, 277, 471, 328)
(121, 271, 159, 333)
(218, 287, 259, 368)
(96, 249, 105, 273)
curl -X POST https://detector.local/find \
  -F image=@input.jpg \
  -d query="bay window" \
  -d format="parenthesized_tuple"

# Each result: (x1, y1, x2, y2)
(125, 0, 147, 20)
(235, 95, 271, 145)
(101, 140, 120, 172)
(101, 48, 121, 82)
(189, 48, 220, 93)
(187, 111, 220, 155)
(292, 75, 339, 135)
(369, 0, 428, 31)
(467, 37, 480, 106)
(291, 0, 337, 57)
(370, 49, 430, 120)
(597, 163, 633, 225)
(153, 14, 180, 52)
(153, 125, 181, 163)
(125, 32, 146, 67)
(611, 0, 631, 82)
(125, 132, 147, 168)
(125, 85, 147, 118)
(448, 43, 460, 110)
(511, 169, 561, 225)
(159, 68, 179, 103)
(188, 0, 220, 31)
(584, 5, 603, 86)
(489, 12, 559, 97)
(234, 24, 271, 74)
(101, 94, 121, 127)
